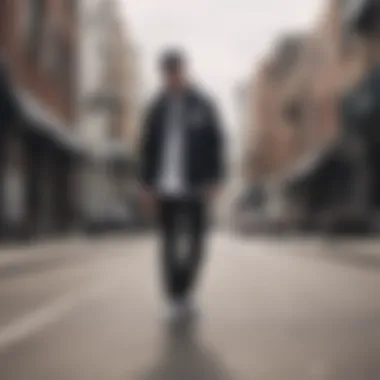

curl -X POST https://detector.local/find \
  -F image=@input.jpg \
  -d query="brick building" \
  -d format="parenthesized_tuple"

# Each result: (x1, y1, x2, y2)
(252, 0, 380, 230)
(242, 34, 319, 224)
(0, 0, 81, 240)
(246, 34, 316, 181)
(242, 62, 269, 183)
(106, 8, 140, 218)
(240, 0, 380, 232)
(77, 0, 139, 229)
(284, 0, 380, 228)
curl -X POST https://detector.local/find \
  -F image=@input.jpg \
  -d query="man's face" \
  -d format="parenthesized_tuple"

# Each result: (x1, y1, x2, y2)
(163, 66, 186, 92)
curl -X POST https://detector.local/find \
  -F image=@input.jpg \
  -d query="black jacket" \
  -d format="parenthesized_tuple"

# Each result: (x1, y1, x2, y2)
(140, 87, 225, 191)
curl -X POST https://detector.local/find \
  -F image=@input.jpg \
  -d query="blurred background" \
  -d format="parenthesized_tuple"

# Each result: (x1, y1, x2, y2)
(1, 0, 380, 379)
(0, 0, 143, 240)
(235, 0, 380, 237)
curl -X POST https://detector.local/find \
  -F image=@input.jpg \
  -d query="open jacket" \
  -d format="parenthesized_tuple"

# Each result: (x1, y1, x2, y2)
(139, 87, 225, 192)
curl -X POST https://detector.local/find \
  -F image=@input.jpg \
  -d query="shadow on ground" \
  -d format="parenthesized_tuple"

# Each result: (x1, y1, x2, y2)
(321, 244, 380, 271)
(138, 321, 236, 380)
(238, 232, 380, 271)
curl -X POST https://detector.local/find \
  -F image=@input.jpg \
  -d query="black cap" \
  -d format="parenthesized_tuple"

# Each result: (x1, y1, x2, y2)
(160, 49, 186, 72)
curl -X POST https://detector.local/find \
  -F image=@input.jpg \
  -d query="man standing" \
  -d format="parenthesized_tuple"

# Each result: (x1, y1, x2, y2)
(140, 49, 225, 320)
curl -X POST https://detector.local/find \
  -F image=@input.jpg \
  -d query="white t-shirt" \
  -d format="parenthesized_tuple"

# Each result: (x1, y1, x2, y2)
(157, 96, 187, 197)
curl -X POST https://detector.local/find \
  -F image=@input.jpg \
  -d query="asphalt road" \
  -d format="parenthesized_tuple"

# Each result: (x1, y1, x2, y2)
(0, 234, 379, 380)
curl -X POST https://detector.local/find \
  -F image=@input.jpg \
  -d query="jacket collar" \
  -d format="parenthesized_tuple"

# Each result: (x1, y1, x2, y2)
(159, 86, 198, 105)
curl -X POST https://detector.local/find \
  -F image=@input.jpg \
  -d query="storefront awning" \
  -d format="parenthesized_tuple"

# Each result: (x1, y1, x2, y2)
(1, 59, 129, 162)
(14, 87, 85, 155)
(283, 140, 338, 187)
(1, 62, 85, 156)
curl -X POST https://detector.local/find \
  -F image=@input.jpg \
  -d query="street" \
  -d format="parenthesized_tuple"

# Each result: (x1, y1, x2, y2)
(0, 234, 379, 379)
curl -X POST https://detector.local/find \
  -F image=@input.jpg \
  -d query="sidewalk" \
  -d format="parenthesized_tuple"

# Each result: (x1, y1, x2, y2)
(319, 237, 380, 270)
(236, 232, 380, 271)
(0, 232, 147, 268)
(280, 235, 380, 270)
(0, 235, 88, 268)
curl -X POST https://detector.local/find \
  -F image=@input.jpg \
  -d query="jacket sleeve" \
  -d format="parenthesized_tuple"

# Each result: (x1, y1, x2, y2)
(207, 101, 226, 184)
(139, 102, 156, 187)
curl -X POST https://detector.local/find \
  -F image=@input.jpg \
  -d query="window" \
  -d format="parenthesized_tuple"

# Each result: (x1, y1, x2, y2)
(59, 38, 75, 98)
(23, 0, 46, 57)
(356, 1, 380, 37)
(41, 20, 60, 76)
(66, 0, 77, 14)
(271, 37, 304, 80)
(109, 110, 122, 139)
(283, 98, 304, 126)
(340, 28, 353, 58)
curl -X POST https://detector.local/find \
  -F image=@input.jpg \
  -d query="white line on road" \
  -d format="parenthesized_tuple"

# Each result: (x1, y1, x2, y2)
(0, 241, 87, 268)
(0, 265, 126, 353)
(0, 253, 53, 268)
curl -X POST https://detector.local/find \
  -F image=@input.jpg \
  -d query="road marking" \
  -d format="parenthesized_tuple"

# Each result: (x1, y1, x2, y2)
(0, 235, 147, 269)
(0, 253, 48, 268)
(0, 267, 125, 352)
(0, 248, 82, 269)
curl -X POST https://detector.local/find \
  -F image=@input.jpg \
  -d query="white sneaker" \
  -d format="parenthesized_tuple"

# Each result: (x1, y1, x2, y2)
(182, 297, 199, 319)
(165, 296, 199, 322)
(165, 299, 187, 323)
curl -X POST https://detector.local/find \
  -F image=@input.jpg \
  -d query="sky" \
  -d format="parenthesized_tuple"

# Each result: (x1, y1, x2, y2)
(119, 0, 323, 139)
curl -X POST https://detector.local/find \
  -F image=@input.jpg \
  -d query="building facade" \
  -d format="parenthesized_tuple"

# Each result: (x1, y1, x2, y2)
(77, 0, 139, 229)
(0, 0, 81, 241)
(244, 0, 380, 231)
(243, 34, 318, 226)
(285, 0, 380, 228)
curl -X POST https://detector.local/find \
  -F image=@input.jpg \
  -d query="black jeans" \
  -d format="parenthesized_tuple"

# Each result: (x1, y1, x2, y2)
(157, 197, 207, 301)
